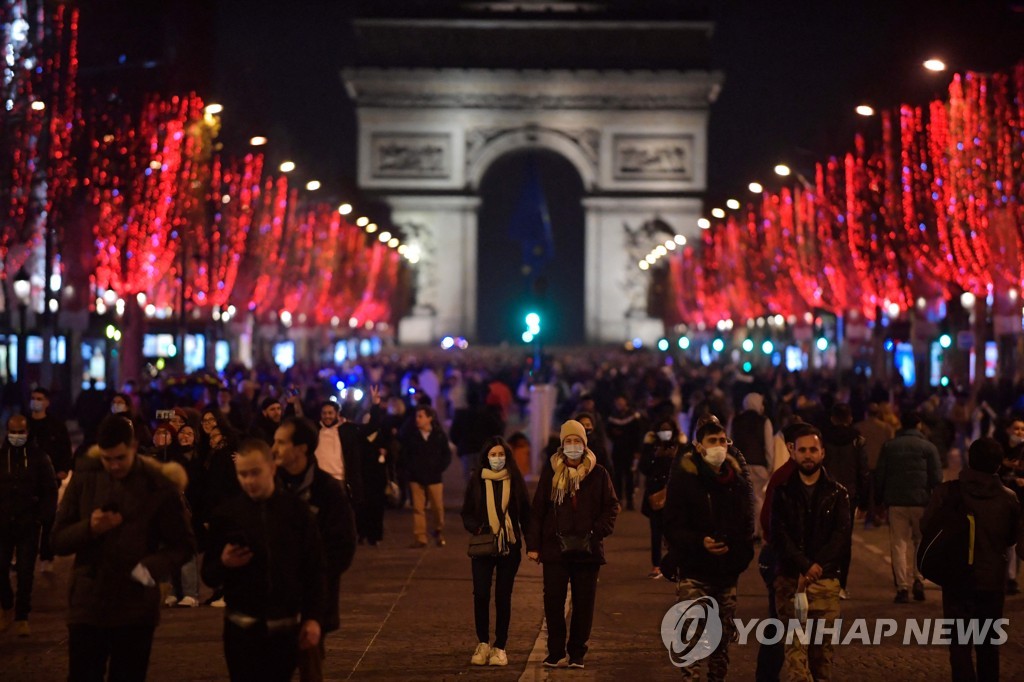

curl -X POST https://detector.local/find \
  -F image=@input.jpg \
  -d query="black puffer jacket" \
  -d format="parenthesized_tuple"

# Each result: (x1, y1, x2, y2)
(401, 427, 452, 485)
(662, 446, 755, 584)
(0, 442, 57, 528)
(922, 467, 1020, 592)
(821, 422, 868, 509)
(770, 469, 851, 580)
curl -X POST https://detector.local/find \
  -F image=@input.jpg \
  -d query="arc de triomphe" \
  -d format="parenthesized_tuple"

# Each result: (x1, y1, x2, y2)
(343, 11, 722, 345)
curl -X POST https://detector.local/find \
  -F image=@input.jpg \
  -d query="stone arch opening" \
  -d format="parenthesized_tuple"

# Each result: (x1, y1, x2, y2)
(476, 149, 585, 345)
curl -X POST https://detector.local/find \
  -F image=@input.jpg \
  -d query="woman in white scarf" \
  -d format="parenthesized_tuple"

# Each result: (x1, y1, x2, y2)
(460, 436, 531, 667)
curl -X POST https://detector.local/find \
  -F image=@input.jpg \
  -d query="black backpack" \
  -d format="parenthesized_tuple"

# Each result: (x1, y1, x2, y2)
(917, 481, 975, 587)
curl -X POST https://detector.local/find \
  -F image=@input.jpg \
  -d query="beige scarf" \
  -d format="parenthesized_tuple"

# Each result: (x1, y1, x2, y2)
(549, 449, 597, 505)
(481, 468, 516, 554)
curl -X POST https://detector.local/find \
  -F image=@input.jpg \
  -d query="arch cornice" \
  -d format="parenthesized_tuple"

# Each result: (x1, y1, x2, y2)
(466, 125, 597, 192)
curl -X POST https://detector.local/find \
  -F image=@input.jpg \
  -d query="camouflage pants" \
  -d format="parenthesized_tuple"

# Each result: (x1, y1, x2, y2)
(675, 577, 737, 681)
(774, 576, 841, 682)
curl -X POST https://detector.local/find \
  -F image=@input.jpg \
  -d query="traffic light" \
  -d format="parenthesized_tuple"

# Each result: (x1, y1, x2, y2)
(523, 312, 540, 344)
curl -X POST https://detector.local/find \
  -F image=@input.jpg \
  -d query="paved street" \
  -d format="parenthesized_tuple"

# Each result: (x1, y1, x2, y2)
(4, 465, 1024, 681)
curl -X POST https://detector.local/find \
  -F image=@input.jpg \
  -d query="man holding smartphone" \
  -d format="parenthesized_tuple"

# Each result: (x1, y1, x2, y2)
(51, 414, 194, 680)
(662, 415, 754, 681)
(203, 438, 326, 682)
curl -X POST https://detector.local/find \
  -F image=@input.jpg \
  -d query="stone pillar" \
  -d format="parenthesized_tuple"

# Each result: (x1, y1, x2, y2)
(388, 195, 480, 344)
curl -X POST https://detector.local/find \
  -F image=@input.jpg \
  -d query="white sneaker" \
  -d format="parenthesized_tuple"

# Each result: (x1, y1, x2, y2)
(39, 560, 54, 574)
(488, 648, 508, 666)
(164, 595, 178, 607)
(177, 596, 199, 607)
(210, 598, 226, 608)
(839, 589, 849, 600)
(470, 642, 490, 665)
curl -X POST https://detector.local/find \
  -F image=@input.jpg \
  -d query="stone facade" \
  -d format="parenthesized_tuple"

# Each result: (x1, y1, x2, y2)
(344, 62, 720, 345)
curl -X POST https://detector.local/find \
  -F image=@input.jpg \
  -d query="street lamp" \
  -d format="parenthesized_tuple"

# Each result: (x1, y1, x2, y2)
(774, 164, 792, 177)
(12, 267, 30, 386)
(748, 182, 763, 193)
(923, 58, 946, 72)
(855, 104, 875, 116)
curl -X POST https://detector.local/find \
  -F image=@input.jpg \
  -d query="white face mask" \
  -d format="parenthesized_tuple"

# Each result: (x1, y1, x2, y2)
(657, 430, 673, 442)
(488, 456, 506, 472)
(702, 445, 727, 468)
(111, 403, 127, 414)
(8, 434, 27, 447)
(29, 400, 44, 413)
(563, 444, 585, 460)
(1010, 435, 1024, 447)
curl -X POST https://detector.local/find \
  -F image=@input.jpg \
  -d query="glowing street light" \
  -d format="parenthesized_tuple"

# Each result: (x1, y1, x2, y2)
(774, 164, 792, 177)
(711, 207, 725, 219)
(923, 58, 947, 72)
(726, 199, 740, 210)
(338, 203, 353, 215)
(356, 216, 369, 227)
(204, 103, 223, 115)
(249, 136, 267, 146)
(748, 182, 763, 193)
(855, 104, 875, 116)
(305, 180, 321, 191)
(30, 100, 44, 111)
(279, 160, 295, 173)
(697, 218, 711, 230)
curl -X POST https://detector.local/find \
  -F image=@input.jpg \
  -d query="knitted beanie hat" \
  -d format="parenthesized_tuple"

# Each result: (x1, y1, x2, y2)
(559, 419, 588, 446)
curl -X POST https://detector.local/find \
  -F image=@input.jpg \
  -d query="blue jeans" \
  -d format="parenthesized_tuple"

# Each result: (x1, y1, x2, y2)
(0, 522, 41, 620)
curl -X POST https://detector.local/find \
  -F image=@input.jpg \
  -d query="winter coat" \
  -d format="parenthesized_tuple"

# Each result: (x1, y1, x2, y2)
(461, 467, 531, 544)
(202, 488, 326, 625)
(401, 428, 452, 485)
(922, 467, 1020, 593)
(526, 456, 619, 565)
(0, 441, 57, 530)
(821, 422, 868, 508)
(607, 411, 644, 464)
(875, 429, 943, 507)
(770, 468, 851, 580)
(51, 448, 195, 627)
(662, 446, 755, 584)
(27, 414, 73, 475)
(277, 461, 354, 633)
(638, 433, 680, 517)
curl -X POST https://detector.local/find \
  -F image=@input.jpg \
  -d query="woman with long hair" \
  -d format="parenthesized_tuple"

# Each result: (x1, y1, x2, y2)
(460, 437, 530, 667)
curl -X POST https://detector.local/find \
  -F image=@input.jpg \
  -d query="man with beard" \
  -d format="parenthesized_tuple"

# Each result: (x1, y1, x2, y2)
(250, 398, 284, 446)
(770, 424, 851, 682)
(312, 389, 382, 505)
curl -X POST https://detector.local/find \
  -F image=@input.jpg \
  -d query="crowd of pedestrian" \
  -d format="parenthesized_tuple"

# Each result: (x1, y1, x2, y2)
(1, 347, 1024, 680)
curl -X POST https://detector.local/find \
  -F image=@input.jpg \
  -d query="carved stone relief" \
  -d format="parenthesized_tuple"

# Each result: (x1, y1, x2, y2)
(465, 124, 600, 171)
(612, 134, 693, 181)
(370, 133, 451, 179)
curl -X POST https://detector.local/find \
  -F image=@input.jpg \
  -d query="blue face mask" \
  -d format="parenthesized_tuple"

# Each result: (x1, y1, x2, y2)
(488, 456, 506, 472)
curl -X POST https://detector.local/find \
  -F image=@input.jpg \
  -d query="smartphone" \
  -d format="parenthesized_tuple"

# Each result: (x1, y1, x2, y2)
(155, 409, 176, 421)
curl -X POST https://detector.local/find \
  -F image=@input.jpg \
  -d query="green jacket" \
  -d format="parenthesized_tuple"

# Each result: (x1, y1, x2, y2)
(875, 429, 942, 507)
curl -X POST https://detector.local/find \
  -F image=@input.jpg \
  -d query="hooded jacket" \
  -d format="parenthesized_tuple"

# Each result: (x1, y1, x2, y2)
(638, 431, 683, 517)
(0, 440, 57, 529)
(922, 467, 1020, 592)
(662, 445, 755, 583)
(51, 447, 195, 627)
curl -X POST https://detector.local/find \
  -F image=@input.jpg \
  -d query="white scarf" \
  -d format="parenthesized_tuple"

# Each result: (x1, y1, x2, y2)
(481, 468, 516, 554)
(549, 449, 597, 505)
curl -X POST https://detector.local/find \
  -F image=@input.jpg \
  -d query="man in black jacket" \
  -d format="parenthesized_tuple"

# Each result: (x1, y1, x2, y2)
(26, 387, 71, 573)
(770, 424, 851, 682)
(0, 414, 57, 635)
(663, 417, 754, 681)
(923, 437, 1020, 682)
(203, 438, 326, 682)
(274, 418, 357, 682)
